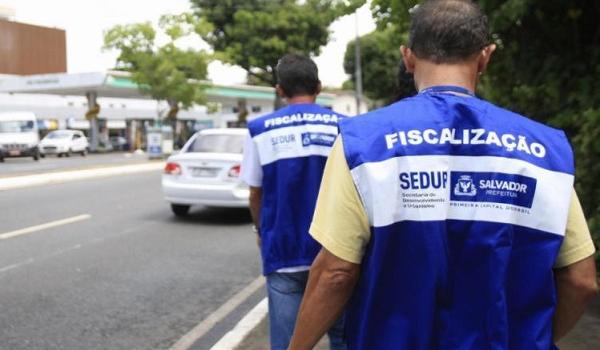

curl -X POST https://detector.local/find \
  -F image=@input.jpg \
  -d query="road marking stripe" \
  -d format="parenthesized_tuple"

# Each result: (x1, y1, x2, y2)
(0, 258, 35, 273)
(0, 162, 164, 191)
(0, 226, 144, 277)
(0, 214, 92, 240)
(210, 298, 268, 350)
(169, 276, 265, 350)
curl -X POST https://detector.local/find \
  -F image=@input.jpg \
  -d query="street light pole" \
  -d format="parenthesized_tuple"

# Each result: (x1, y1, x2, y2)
(354, 10, 363, 116)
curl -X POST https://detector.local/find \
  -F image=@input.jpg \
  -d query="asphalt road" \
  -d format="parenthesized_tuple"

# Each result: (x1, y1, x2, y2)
(1, 164, 598, 350)
(0, 152, 156, 178)
(0, 170, 261, 349)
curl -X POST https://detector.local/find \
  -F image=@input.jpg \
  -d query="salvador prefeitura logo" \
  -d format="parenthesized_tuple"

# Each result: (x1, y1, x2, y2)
(450, 171, 537, 208)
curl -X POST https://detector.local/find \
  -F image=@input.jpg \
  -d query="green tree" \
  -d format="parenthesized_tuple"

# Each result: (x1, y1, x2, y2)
(103, 13, 211, 120)
(477, 0, 600, 269)
(371, 0, 600, 269)
(343, 28, 404, 106)
(190, 0, 365, 108)
(371, 0, 417, 28)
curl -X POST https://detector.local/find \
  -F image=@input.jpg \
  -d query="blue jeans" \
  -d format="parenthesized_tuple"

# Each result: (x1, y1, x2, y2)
(266, 270, 346, 350)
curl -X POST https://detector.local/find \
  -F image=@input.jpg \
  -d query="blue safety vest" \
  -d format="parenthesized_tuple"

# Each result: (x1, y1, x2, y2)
(339, 86, 574, 349)
(248, 103, 345, 275)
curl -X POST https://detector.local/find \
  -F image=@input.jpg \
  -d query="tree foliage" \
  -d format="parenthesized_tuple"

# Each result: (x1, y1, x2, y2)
(103, 13, 210, 118)
(364, 0, 600, 268)
(343, 28, 404, 106)
(190, 0, 365, 106)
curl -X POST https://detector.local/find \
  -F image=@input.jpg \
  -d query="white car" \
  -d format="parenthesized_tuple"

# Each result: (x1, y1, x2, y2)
(0, 111, 40, 162)
(162, 128, 249, 216)
(39, 130, 89, 157)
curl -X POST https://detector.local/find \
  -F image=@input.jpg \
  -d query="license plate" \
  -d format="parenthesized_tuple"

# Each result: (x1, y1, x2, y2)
(191, 167, 219, 177)
(9, 150, 20, 156)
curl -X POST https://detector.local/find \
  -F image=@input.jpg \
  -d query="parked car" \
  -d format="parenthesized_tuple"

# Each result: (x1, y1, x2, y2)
(39, 130, 89, 157)
(162, 128, 248, 216)
(0, 111, 40, 162)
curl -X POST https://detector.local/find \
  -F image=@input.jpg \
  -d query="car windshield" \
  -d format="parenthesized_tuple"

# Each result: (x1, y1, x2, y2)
(187, 134, 244, 154)
(45, 131, 71, 139)
(0, 120, 35, 133)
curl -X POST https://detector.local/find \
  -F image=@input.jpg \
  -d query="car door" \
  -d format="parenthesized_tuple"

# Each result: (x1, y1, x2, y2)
(72, 133, 83, 152)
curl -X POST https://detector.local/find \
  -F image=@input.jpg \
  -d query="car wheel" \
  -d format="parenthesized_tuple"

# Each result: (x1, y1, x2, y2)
(171, 204, 190, 217)
(81, 148, 87, 157)
(40, 153, 46, 158)
(66, 149, 72, 157)
(33, 150, 40, 161)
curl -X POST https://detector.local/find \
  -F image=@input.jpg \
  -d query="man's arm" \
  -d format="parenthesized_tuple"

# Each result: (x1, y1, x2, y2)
(553, 255, 598, 341)
(289, 248, 360, 350)
(249, 186, 262, 245)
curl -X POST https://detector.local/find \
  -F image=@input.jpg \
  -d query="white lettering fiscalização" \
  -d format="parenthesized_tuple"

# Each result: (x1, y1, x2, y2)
(384, 128, 546, 158)
(264, 113, 339, 128)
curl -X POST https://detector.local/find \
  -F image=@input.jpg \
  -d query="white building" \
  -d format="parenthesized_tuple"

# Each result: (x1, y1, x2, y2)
(0, 71, 355, 150)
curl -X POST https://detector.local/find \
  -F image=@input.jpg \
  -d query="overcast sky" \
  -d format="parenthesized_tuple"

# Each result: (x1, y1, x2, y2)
(0, 0, 375, 88)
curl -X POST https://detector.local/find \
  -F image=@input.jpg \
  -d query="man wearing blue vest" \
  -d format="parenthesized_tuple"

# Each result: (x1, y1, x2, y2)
(240, 53, 347, 350)
(289, 1, 598, 349)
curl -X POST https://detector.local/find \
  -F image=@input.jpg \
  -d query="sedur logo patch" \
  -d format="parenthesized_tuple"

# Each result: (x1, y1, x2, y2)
(450, 171, 537, 208)
(301, 132, 336, 147)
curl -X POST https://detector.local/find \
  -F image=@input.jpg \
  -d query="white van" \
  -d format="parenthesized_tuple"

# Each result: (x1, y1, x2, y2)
(0, 112, 40, 162)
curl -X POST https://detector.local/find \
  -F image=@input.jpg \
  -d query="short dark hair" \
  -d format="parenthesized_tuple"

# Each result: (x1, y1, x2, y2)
(276, 54, 320, 98)
(408, 0, 490, 63)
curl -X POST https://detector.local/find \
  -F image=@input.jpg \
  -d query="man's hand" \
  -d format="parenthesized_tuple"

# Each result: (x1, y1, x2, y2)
(289, 248, 360, 350)
(553, 255, 599, 341)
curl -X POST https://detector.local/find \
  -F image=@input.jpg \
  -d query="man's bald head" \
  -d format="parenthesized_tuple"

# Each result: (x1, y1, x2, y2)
(408, 0, 490, 63)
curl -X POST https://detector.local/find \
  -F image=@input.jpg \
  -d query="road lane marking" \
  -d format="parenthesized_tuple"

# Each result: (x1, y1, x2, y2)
(0, 258, 35, 273)
(210, 297, 268, 350)
(0, 225, 144, 277)
(0, 162, 164, 191)
(0, 243, 84, 275)
(0, 214, 92, 240)
(169, 276, 265, 350)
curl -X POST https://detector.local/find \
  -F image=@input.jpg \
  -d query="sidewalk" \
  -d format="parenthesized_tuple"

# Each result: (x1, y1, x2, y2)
(0, 161, 164, 191)
(558, 296, 600, 349)
(238, 296, 600, 350)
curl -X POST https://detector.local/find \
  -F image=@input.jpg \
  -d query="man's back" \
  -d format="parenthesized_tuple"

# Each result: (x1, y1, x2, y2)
(288, 2, 597, 349)
(339, 87, 574, 349)
(247, 103, 344, 274)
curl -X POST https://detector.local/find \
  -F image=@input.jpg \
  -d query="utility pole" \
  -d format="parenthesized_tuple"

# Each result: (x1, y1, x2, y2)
(354, 10, 363, 116)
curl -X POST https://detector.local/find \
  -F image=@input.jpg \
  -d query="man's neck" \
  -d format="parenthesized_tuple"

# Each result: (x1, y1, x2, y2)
(414, 60, 478, 94)
(286, 95, 317, 105)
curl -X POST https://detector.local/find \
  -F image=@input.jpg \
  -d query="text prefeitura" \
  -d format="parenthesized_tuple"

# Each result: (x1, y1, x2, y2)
(385, 128, 547, 158)
(264, 113, 339, 128)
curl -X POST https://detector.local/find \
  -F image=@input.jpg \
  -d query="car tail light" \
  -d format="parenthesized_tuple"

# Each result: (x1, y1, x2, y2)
(228, 164, 241, 178)
(164, 162, 182, 175)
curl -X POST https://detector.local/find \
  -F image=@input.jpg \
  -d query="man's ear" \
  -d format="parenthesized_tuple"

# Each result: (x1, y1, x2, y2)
(275, 84, 286, 98)
(400, 45, 415, 73)
(315, 81, 322, 95)
(477, 43, 496, 74)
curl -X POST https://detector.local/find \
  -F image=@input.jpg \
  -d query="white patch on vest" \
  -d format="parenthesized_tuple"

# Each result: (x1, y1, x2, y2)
(350, 155, 573, 236)
(253, 123, 339, 166)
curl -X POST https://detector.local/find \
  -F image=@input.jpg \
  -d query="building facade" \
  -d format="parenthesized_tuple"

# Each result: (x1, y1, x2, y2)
(0, 19, 67, 75)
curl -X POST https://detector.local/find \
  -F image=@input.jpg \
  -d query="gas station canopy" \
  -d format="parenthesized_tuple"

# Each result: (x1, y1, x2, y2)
(0, 70, 335, 106)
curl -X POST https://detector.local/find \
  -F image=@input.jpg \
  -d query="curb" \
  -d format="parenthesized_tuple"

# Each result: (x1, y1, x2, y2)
(0, 162, 165, 191)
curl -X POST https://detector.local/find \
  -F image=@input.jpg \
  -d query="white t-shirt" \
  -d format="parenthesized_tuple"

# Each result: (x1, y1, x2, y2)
(240, 132, 263, 187)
